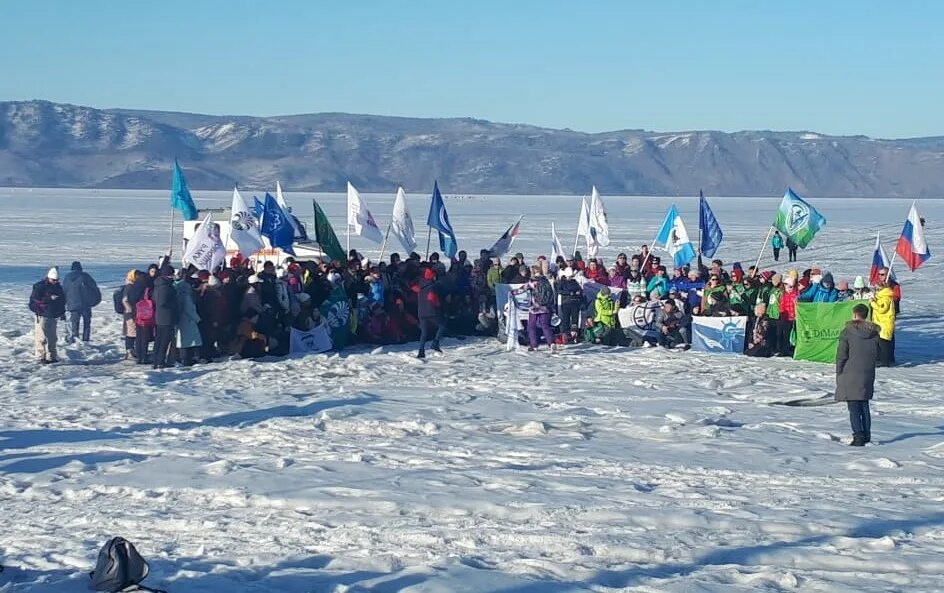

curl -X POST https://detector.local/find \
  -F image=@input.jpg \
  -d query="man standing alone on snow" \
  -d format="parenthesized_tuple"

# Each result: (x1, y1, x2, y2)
(835, 303, 879, 446)
(29, 267, 66, 363)
(61, 261, 101, 342)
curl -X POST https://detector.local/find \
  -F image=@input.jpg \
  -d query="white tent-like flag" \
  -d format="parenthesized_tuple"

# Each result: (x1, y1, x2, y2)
(183, 212, 226, 271)
(228, 188, 265, 257)
(551, 223, 567, 261)
(390, 186, 417, 254)
(347, 182, 384, 244)
(588, 186, 610, 247)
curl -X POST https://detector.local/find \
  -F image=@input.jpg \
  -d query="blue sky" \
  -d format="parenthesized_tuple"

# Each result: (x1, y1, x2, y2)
(2, 1, 942, 138)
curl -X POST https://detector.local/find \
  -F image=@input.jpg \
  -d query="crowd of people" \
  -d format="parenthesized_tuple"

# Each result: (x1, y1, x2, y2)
(28, 245, 901, 369)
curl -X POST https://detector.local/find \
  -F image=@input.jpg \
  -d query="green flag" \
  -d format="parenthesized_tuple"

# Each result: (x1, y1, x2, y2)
(794, 301, 868, 363)
(774, 188, 827, 248)
(312, 199, 346, 262)
(319, 285, 351, 350)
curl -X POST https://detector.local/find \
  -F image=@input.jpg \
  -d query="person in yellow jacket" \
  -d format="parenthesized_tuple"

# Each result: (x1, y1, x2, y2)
(585, 286, 619, 344)
(870, 283, 896, 366)
(486, 258, 502, 290)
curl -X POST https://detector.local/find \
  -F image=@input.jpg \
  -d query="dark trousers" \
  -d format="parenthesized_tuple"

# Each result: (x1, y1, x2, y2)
(772, 247, 781, 261)
(69, 308, 92, 342)
(847, 400, 871, 439)
(878, 337, 895, 366)
(777, 318, 795, 356)
(559, 302, 581, 339)
(134, 325, 152, 363)
(418, 317, 444, 352)
(788, 247, 798, 262)
(153, 325, 175, 367)
(527, 312, 555, 348)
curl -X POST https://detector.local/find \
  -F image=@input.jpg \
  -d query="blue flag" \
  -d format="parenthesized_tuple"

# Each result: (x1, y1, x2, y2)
(699, 190, 723, 258)
(260, 193, 295, 255)
(170, 159, 198, 220)
(655, 204, 697, 268)
(253, 197, 265, 221)
(426, 181, 458, 258)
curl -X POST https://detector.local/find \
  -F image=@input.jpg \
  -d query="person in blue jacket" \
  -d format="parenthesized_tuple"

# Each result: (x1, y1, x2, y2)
(771, 231, 784, 262)
(799, 271, 839, 303)
(646, 266, 670, 300)
(674, 269, 705, 314)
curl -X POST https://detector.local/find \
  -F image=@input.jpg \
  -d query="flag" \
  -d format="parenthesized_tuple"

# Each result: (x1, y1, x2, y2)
(170, 159, 198, 221)
(390, 186, 417, 254)
(794, 302, 862, 363)
(259, 193, 295, 255)
(276, 181, 307, 240)
(289, 322, 333, 355)
(575, 196, 593, 256)
(774, 188, 826, 249)
(654, 204, 697, 268)
(895, 202, 931, 272)
(320, 285, 351, 350)
(588, 186, 610, 247)
(869, 232, 896, 285)
(253, 197, 265, 221)
(182, 213, 226, 271)
(699, 190, 723, 258)
(490, 216, 523, 258)
(426, 181, 458, 258)
(551, 223, 566, 261)
(505, 292, 519, 352)
(347, 182, 384, 244)
(228, 188, 265, 257)
(691, 316, 747, 354)
(312, 199, 346, 262)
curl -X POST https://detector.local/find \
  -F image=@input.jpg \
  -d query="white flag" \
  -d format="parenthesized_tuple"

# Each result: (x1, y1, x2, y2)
(588, 186, 610, 247)
(390, 186, 417, 254)
(576, 196, 592, 239)
(347, 182, 384, 244)
(183, 213, 226, 271)
(276, 181, 304, 239)
(551, 223, 566, 261)
(229, 188, 265, 257)
(289, 322, 333, 355)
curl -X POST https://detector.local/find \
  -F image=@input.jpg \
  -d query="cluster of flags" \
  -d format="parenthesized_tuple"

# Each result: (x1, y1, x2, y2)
(169, 159, 931, 279)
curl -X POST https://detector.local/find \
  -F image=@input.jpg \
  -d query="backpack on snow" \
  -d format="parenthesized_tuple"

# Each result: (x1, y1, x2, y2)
(90, 537, 166, 593)
(113, 287, 125, 315)
(533, 278, 554, 308)
(135, 289, 155, 327)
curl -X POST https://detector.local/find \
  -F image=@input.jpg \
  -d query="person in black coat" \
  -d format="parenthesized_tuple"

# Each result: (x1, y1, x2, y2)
(835, 304, 880, 446)
(29, 267, 66, 363)
(61, 261, 101, 342)
(556, 269, 584, 343)
(416, 266, 444, 359)
(151, 266, 180, 368)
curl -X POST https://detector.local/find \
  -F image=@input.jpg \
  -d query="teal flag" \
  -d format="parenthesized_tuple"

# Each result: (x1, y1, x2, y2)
(170, 159, 198, 220)
(773, 188, 826, 249)
(319, 285, 351, 350)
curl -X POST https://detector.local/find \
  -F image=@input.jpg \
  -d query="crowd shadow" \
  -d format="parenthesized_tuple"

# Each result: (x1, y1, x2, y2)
(881, 424, 944, 446)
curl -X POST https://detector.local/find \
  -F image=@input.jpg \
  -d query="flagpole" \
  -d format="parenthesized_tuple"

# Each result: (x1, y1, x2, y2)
(425, 227, 432, 261)
(697, 191, 703, 258)
(378, 223, 392, 264)
(168, 208, 176, 258)
(753, 225, 775, 275)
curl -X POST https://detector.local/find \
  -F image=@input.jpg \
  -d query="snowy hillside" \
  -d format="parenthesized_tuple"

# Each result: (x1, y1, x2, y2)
(1, 191, 943, 592)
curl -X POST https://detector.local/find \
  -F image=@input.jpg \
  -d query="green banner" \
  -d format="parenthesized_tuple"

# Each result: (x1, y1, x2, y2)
(794, 301, 868, 363)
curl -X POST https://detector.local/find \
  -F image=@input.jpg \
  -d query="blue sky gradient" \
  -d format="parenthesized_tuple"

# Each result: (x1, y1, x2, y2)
(2, 1, 941, 138)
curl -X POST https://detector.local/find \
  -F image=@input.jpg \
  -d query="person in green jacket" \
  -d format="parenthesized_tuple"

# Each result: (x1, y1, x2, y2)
(585, 286, 619, 344)
(486, 258, 502, 289)
(771, 231, 784, 262)
(765, 273, 784, 353)
(729, 277, 758, 316)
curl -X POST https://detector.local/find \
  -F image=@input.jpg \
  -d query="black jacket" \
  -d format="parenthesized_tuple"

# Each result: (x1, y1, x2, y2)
(557, 278, 583, 305)
(152, 276, 179, 327)
(29, 279, 66, 318)
(417, 279, 443, 319)
(836, 320, 879, 401)
(62, 270, 101, 311)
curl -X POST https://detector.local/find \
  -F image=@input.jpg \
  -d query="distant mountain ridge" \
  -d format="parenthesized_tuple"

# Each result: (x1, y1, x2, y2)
(1, 99, 943, 197)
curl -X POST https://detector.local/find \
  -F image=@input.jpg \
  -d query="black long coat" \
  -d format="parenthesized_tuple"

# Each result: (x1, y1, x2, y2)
(836, 320, 879, 401)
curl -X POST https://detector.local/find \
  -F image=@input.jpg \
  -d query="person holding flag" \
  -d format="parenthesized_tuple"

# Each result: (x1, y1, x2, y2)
(426, 181, 458, 259)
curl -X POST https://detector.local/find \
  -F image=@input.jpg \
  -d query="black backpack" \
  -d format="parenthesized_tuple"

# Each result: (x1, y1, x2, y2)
(90, 537, 166, 593)
(113, 287, 125, 315)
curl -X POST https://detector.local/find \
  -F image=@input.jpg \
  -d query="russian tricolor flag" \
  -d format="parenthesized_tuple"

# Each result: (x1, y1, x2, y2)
(869, 232, 896, 285)
(895, 202, 931, 272)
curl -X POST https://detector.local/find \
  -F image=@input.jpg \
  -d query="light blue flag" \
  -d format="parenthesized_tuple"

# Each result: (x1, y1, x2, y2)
(253, 197, 265, 221)
(170, 159, 198, 220)
(655, 204, 697, 268)
(691, 316, 747, 354)
(260, 193, 295, 255)
(426, 181, 458, 258)
(699, 190, 723, 258)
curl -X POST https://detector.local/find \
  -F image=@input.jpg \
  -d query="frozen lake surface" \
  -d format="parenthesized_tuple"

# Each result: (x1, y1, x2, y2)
(1, 188, 943, 592)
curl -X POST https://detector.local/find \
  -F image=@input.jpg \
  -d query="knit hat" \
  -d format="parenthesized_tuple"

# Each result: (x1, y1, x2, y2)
(788, 269, 799, 279)
(811, 267, 822, 276)
(837, 280, 849, 291)
(46, 267, 59, 280)
(761, 270, 774, 280)
(71, 261, 82, 271)
(599, 286, 611, 296)
(853, 276, 866, 289)
(248, 274, 261, 284)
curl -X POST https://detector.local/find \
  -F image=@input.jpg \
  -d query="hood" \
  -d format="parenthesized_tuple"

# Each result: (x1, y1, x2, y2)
(70, 261, 82, 272)
(821, 272, 835, 287)
(845, 319, 879, 339)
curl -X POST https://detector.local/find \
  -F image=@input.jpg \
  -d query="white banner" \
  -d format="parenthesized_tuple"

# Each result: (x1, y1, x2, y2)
(289, 322, 333, 355)
(183, 213, 226, 271)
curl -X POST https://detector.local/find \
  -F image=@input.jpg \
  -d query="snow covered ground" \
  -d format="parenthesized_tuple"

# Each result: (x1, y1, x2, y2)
(1, 188, 943, 592)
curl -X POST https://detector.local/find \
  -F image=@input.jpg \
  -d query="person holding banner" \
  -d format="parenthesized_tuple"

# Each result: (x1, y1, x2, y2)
(836, 304, 879, 446)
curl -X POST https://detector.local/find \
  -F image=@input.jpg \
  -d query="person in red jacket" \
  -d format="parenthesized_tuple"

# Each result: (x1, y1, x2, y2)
(777, 275, 799, 356)
(585, 259, 608, 284)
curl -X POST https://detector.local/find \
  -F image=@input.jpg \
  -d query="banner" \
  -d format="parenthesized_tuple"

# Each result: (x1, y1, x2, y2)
(182, 213, 226, 271)
(691, 316, 747, 354)
(794, 301, 865, 363)
(617, 301, 660, 341)
(289, 323, 333, 355)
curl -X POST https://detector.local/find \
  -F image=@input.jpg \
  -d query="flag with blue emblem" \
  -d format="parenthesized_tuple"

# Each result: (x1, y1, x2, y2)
(655, 204, 697, 268)
(691, 316, 747, 354)
(698, 190, 723, 258)
(426, 181, 458, 258)
(260, 192, 295, 255)
(774, 188, 826, 249)
(170, 159, 198, 220)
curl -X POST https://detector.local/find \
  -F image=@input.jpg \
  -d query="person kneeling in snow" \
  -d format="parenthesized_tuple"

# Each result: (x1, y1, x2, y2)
(585, 286, 619, 345)
(656, 299, 688, 349)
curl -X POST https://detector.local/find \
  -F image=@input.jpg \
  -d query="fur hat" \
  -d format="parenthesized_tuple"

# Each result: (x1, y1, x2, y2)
(248, 274, 261, 284)
(46, 267, 59, 280)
